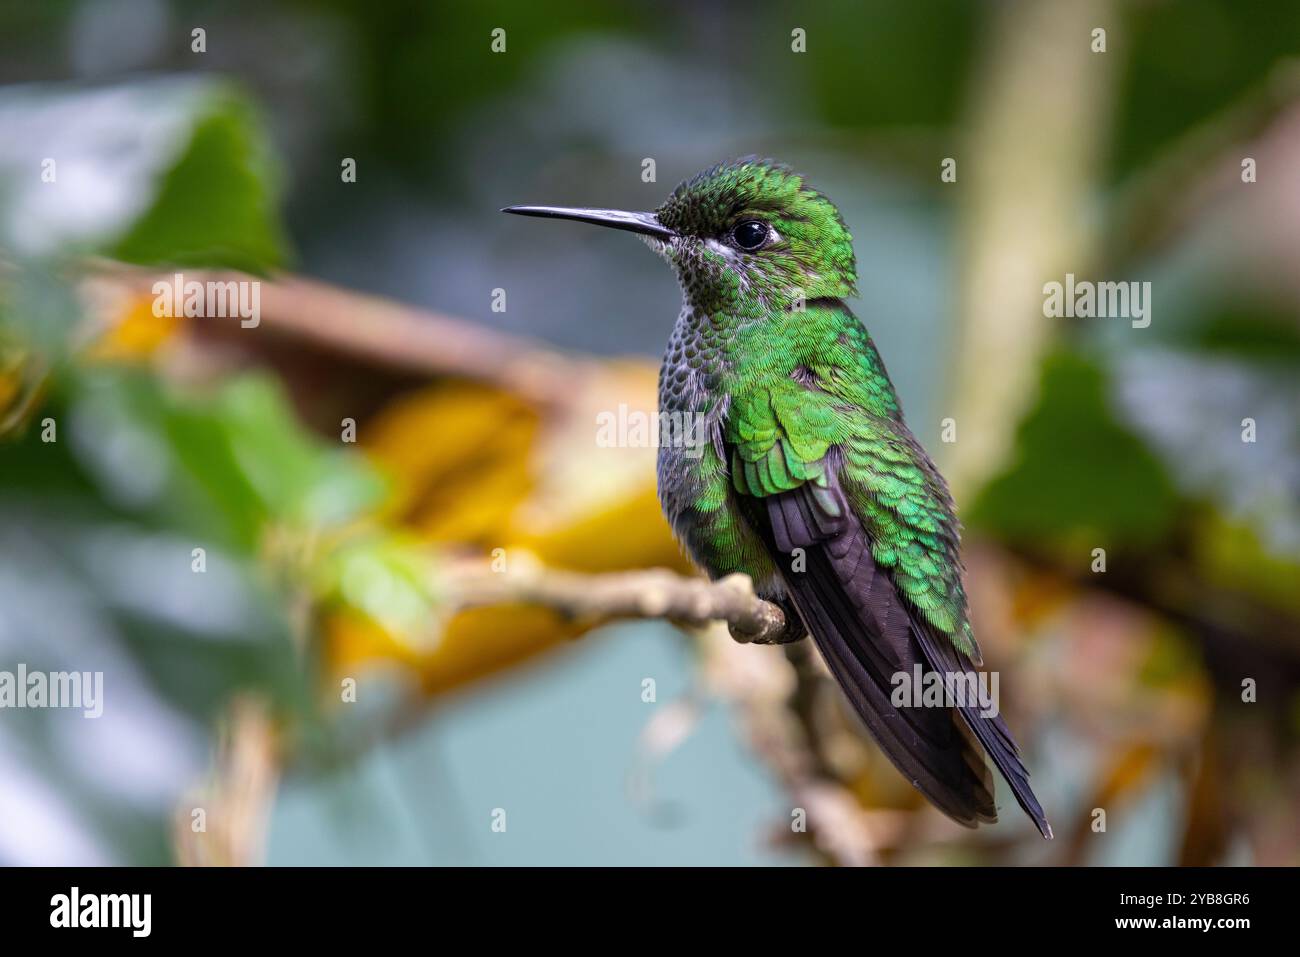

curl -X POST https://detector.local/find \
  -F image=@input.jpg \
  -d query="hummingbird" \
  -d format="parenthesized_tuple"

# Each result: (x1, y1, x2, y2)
(504, 157, 1051, 838)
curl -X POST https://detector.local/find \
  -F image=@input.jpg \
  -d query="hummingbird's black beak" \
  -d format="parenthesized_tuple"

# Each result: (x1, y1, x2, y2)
(501, 205, 675, 240)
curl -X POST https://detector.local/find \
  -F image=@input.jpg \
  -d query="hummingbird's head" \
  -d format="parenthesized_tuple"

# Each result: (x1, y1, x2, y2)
(503, 157, 857, 314)
(654, 157, 857, 311)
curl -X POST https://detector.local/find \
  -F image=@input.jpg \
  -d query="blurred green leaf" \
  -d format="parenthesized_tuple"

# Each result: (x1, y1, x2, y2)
(782, 0, 977, 129)
(1111, 0, 1300, 179)
(969, 350, 1180, 547)
(109, 96, 290, 273)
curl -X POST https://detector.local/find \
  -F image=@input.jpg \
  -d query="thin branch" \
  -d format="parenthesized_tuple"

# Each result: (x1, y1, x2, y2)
(443, 555, 789, 644)
(172, 697, 278, 867)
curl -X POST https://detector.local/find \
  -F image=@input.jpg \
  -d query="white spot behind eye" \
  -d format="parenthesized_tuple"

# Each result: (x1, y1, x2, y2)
(704, 238, 737, 259)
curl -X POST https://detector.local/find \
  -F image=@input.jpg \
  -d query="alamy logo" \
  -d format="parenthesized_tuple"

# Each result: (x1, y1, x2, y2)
(890, 664, 1000, 718)
(50, 887, 151, 937)
(0, 664, 103, 718)
(1042, 273, 1151, 329)
(152, 272, 261, 328)
(595, 403, 707, 458)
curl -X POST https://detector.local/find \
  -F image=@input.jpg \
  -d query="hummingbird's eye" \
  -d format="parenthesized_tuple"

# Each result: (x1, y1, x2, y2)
(731, 220, 771, 251)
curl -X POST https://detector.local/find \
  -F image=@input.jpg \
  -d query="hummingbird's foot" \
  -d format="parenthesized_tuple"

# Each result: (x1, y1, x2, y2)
(730, 595, 807, 645)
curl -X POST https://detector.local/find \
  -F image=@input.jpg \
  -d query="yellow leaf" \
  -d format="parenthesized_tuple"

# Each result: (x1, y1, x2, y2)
(329, 363, 695, 695)
(85, 292, 183, 361)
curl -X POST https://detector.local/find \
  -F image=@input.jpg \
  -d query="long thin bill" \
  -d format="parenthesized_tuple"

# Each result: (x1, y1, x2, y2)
(500, 205, 674, 240)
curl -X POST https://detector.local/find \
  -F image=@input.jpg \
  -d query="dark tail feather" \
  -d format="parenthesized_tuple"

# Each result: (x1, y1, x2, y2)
(912, 625, 1054, 839)
(797, 575, 999, 827)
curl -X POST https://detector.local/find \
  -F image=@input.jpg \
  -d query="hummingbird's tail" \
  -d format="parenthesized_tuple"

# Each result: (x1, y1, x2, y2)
(778, 529, 1001, 829)
(750, 481, 1053, 839)
(911, 617, 1053, 839)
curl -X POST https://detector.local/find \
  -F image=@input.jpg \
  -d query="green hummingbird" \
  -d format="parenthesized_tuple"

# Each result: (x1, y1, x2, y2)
(504, 157, 1051, 838)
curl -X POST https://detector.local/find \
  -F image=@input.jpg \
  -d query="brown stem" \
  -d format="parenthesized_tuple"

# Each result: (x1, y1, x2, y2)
(88, 265, 593, 406)
(444, 555, 789, 644)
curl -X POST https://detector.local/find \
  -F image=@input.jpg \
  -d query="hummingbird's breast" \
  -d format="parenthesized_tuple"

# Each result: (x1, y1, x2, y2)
(654, 303, 779, 585)
(656, 304, 726, 525)
(656, 304, 731, 415)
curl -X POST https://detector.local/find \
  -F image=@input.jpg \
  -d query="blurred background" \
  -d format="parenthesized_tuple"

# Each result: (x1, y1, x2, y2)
(1, 0, 1298, 866)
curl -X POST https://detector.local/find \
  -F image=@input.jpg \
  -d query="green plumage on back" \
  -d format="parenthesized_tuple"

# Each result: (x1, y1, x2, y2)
(718, 299, 977, 657)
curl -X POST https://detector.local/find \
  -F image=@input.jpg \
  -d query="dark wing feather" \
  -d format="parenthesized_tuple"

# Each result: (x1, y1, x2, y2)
(744, 474, 1051, 837)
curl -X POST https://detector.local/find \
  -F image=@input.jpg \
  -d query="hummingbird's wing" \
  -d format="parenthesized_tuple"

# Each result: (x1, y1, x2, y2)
(727, 379, 1051, 837)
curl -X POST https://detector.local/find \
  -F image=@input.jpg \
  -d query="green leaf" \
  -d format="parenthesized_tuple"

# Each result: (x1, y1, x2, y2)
(109, 95, 290, 273)
(969, 350, 1180, 548)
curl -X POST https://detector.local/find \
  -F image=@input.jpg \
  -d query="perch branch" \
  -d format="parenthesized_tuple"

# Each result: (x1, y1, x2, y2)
(442, 555, 788, 645)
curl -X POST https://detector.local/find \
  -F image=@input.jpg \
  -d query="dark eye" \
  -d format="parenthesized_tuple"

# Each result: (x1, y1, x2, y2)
(731, 220, 770, 251)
